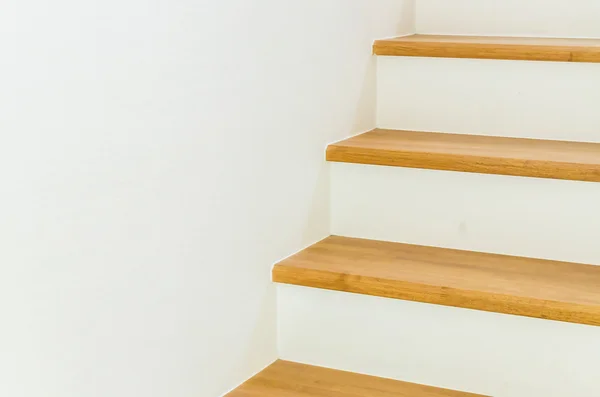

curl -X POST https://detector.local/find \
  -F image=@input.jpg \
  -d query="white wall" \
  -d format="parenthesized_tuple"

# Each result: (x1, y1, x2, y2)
(0, 1, 414, 396)
(279, 284, 600, 397)
(416, 0, 600, 38)
(331, 163, 600, 265)
(377, 56, 600, 143)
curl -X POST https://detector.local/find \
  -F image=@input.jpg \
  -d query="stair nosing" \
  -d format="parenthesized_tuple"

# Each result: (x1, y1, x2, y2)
(273, 236, 600, 326)
(326, 129, 600, 182)
(373, 34, 600, 63)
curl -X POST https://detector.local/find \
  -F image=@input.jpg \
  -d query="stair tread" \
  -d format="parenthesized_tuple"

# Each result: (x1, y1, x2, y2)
(326, 129, 600, 182)
(273, 236, 600, 326)
(227, 360, 486, 396)
(373, 34, 600, 62)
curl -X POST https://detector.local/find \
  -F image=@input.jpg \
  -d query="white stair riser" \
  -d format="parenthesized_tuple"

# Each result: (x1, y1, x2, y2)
(278, 284, 600, 397)
(331, 162, 600, 265)
(377, 56, 600, 143)
(417, 0, 600, 38)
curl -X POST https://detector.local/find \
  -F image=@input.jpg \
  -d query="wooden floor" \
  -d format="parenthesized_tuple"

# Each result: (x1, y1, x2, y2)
(373, 34, 600, 62)
(227, 360, 487, 397)
(326, 129, 600, 182)
(273, 236, 600, 326)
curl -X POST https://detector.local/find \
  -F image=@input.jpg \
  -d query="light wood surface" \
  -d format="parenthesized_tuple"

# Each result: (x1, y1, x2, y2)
(373, 34, 600, 62)
(326, 129, 600, 182)
(227, 360, 487, 397)
(273, 236, 600, 326)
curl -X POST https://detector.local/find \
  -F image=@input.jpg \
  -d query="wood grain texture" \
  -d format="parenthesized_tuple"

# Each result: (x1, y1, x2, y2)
(273, 236, 600, 326)
(326, 129, 600, 182)
(227, 360, 487, 397)
(373, 34, 600, 62)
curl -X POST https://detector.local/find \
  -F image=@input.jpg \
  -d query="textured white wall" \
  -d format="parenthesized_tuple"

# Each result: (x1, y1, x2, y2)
(0, 1, 414, 397)
(416, 0, 600, 38)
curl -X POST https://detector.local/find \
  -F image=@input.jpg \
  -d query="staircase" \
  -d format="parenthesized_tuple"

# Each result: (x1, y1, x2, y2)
(227, 13, 600, 397)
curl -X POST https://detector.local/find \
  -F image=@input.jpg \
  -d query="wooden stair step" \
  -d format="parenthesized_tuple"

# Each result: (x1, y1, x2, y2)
(227, 360, 486, 397)
(326, 129, 600, 182)
(273, 236, 600, 326)
(373, 34, 600, 62)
